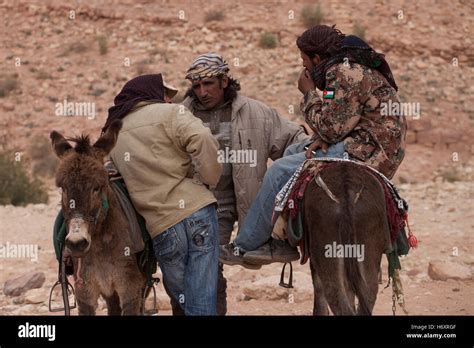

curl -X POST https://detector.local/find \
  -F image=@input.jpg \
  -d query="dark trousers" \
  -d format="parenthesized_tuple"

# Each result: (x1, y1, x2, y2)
(165, 209, 237, 316)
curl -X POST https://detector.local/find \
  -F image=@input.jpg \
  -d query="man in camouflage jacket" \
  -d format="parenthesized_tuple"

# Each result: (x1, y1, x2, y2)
(301, 56, 406, 179)
(220, 25, 407, 266)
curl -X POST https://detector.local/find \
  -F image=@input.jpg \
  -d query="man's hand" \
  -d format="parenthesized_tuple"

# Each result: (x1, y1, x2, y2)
(298, 69, 315, 95)
(305, 137, 329, 159)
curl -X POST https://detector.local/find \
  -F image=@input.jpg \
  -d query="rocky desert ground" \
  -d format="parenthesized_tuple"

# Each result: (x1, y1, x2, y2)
(0, 0, 473, 316)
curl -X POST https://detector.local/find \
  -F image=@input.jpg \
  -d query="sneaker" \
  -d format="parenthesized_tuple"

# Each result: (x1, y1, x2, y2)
(219, 243, 261, 270)
(243, 239, 300, 265)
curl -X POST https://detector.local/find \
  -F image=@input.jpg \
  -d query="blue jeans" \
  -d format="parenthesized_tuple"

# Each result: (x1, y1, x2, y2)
(152, 204, 219, 315)
(234, 140, 346, 252)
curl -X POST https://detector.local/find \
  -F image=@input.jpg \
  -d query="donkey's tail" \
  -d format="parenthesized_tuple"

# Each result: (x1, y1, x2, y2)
(340, 185, 372, 315)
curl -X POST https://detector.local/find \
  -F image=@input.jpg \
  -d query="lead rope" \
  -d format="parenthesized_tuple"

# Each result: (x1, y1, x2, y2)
(391, 269, 409, 315)
(383, 277, 395, 315)
(76, 258, 85, 287)
(389, 215, 416, 315)
(392, 293, 397, 316)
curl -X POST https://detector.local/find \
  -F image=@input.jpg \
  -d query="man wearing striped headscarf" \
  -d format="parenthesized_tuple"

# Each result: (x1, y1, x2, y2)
(178, 53, 308, 315)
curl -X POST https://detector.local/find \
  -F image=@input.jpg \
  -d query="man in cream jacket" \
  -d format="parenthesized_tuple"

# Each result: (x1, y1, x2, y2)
(107, 74, 223, 315)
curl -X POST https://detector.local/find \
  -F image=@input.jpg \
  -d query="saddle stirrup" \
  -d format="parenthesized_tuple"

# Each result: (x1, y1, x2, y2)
(279, 262, 294, 289)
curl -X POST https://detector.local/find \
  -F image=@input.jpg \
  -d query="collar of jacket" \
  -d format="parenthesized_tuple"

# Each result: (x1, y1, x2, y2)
(183, 93, 248, 121)
(130, 100, 163, 113)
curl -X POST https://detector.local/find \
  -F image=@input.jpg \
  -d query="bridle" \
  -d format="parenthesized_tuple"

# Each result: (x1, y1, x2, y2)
(61, 191, 110, 287)
(62, 191, 110, 229)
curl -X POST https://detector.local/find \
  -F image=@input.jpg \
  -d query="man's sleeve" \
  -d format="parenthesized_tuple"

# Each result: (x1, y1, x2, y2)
(267, 107, 310, 161)
(300, 64, 364, 144)
(172, 106, 222, 187)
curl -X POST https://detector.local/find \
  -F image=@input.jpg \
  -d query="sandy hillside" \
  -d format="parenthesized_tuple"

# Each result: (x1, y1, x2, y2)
(0, 0, 473, 315)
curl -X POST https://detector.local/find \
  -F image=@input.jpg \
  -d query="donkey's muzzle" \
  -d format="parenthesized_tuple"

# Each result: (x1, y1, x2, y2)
(65, 238, 89, 253)
(66, 217, 91, 255)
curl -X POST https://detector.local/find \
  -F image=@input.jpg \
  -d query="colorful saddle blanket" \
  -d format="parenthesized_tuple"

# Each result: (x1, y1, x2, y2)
(273, 157, 417, 278)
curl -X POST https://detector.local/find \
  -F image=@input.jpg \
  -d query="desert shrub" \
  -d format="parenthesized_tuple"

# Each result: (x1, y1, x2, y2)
(28, 135, 58, 177)
(0, 73, 19, 97)
(301, 4, 324, 28)
(439, 168, 462, 183)
(0, 151, 48, 206)
(259, 32, 278, 49)
(97, 35, 108, 55)
(205, 10, 225, 22)
(352, 22, 366, 40)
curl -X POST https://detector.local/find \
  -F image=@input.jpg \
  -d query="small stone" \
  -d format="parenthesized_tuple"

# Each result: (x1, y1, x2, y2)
(13, 296, 25, 304)
(410, 118, 432, 132)
(428, 261, 472, 281)
(242, 272, 313, 302)
(407, 268, 422, 277)
(415, 60, 429, 69)
(15, 304, 35, 314)
(4, 272, 45, 297)
(2, 102, 15, 111)
(24, 288, 46, 304)
(33, 203, 47, 213)
(405, 130, 417, 144)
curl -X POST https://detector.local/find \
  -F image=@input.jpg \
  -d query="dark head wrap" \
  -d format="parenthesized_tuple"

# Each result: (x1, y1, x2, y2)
(297, 25, 398, 91)
(102, 74, 165, 133)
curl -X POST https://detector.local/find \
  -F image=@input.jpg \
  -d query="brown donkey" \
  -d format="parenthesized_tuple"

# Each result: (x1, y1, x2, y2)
(50, 120, 146, 315)
(304, 162, 391, 315)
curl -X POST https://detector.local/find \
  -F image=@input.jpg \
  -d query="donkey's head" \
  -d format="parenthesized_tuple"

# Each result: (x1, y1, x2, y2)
(50, 120, 122, 257)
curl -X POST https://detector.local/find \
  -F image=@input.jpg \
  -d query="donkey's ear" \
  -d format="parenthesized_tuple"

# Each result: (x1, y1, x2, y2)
(93, 120, 123, 157)
(50, 131, 72, 158)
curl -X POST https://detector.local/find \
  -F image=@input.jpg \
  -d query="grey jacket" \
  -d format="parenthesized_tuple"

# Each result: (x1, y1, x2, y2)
(183, 93, 309, 228)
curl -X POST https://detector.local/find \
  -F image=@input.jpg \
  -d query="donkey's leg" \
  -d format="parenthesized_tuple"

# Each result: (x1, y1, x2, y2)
(356, 258, 382, 315)
(356, 278, 378, 315)
(115, 273, 145, 316)
(310, 261, 329, 315)
(76, 284, 100, 315)
(104, 291, 122, 316)
(117, 289, 142, 315)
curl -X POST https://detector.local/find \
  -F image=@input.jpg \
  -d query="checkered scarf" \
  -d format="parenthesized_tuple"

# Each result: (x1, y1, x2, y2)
(185, 53, 229, 80)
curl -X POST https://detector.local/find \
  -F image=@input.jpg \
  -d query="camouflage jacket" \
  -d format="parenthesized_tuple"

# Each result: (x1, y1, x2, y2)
(300, 62, 407, 179)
